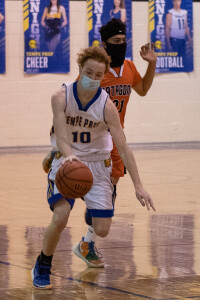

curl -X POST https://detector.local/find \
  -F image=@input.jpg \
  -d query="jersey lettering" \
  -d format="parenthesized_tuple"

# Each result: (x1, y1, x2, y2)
(65, 115, 100, 129)
(113, 99, 125, 113)
(104, 84, 131, 97)
(72, 131, 91, 144)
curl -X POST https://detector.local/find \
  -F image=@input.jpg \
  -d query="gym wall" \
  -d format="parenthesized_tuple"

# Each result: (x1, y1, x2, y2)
(0, 0, 200, 147)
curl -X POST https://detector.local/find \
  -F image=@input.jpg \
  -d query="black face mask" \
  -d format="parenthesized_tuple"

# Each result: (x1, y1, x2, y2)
(105, 42, 127, 67)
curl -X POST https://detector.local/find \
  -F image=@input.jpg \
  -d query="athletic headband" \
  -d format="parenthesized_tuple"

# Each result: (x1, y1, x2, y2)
(100, 27, 126, 42)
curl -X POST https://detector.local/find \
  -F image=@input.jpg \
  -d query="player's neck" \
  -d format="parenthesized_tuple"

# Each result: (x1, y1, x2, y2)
(110, 64, 123, 77)
(77, 81, 98, 105)
(111, 66, 121, 73)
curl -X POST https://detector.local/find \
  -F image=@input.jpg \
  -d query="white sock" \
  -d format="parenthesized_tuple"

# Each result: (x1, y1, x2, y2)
(83, 225, 96, 243)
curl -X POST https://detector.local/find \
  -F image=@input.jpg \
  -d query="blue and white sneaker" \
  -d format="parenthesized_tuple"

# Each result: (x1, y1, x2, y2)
(31, 260, 52, 289)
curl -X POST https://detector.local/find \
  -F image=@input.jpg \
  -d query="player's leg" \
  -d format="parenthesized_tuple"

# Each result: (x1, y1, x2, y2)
(83, 148, 124, 240)
(92, 217, 112, 237)
(42, 150, 56, 173)
(73, 217, 112, 268)
(42, 199, 71, 255)
(32, 199, 72, 289)
(32, 159, 75, 289)
(83, 181, 117, 234)
(72, 158, 114, 268)
(42, 126, 56, 173)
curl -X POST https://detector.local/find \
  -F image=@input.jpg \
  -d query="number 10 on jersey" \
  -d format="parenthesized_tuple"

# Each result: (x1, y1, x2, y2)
(72, 132, 91, 143)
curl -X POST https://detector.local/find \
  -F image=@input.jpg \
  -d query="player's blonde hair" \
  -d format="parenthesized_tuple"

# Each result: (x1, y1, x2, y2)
(77, 46, 111, 73)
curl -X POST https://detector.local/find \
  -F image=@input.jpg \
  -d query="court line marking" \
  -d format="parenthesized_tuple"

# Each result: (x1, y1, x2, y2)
(0, 260, 199, 300)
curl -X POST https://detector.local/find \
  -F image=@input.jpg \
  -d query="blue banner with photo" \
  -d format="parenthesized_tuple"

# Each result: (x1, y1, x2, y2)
(149, 0, 193, 73)
(87, 0, 132, 61)
(0, 0, 5, 74)
(24, 0, 70, 74)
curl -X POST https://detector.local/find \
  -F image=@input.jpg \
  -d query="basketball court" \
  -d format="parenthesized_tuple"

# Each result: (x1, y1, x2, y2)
(0, 0, 200, 298)
(1, 145, 200, 299)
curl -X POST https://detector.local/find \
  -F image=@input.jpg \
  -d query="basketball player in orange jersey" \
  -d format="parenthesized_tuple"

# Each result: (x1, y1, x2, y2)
(32, 46, 155, 289)
(99, 18, 157, 186)
(42, 19, 157, 267)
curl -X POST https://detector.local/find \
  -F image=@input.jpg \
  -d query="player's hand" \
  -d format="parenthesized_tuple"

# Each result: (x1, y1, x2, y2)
(140, 43, 157, 63)
(62, 155, 80, 165)
(135, 185, 156, 211)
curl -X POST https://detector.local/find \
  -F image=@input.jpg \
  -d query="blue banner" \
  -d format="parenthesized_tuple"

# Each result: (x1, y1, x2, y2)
(0, 0, 5, 74)
(149, 0, 193, 73)
(24, 0, 70, 74)
(88, 0, 132, 61)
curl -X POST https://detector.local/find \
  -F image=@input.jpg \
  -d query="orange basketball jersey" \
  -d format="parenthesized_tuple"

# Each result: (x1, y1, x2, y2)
(100, 60, 142, 127)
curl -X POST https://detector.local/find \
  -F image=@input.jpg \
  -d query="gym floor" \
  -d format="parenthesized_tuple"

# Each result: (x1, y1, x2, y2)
(0, 147, 200, 299)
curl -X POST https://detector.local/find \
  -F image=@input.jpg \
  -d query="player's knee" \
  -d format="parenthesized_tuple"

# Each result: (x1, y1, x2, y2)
(52, 207, 70, 232)
(93, 218, 112, 237)
(52, 215, 68, 232)
(94, 227, 109, 238)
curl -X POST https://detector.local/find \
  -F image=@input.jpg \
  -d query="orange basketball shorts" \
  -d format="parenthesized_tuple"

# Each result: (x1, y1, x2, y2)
(111, 143, 126, 178)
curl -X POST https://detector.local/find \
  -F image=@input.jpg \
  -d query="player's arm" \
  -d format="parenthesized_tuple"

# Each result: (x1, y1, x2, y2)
(132, 43, 157, 97)
(105, 98, 156, 211)
(165, 13, 172, 50)
(51, 87, 74, 158)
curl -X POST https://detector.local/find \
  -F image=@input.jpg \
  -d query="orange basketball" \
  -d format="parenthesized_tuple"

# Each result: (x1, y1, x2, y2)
(55, 160, 93, 198)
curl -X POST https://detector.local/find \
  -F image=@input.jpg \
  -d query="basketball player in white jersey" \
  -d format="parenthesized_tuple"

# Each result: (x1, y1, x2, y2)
(32, 46, 155, 289)
(165, 0, 192, 55)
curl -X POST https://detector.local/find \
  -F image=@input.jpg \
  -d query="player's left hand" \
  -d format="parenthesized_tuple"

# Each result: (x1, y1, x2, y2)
(140, 43, 157, 63)
(135, 185, 156, 211)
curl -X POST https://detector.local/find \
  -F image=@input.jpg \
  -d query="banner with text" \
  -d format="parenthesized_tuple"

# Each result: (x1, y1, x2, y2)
(0, 0, 5, 74)
(24, 0, 70, 74)
(87, 0, 132, 61)
(149, 0, 193, 73)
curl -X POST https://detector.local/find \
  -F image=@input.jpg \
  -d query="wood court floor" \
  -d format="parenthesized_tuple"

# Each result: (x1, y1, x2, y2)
(0, 147, 200, 299)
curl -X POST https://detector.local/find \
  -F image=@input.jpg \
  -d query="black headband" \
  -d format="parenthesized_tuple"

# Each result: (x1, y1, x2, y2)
(100, 27, 126, 42)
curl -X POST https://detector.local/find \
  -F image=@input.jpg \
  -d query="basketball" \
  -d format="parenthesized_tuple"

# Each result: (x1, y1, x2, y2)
(55, 160, 93, 198)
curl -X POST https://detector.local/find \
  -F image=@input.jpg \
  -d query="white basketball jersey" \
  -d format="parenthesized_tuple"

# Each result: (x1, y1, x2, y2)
(53, 82, 113, 159)
(169, 9, 187, 39)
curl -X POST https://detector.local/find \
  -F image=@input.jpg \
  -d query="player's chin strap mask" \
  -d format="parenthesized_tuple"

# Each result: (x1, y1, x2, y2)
(105, 42, 127, 68)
